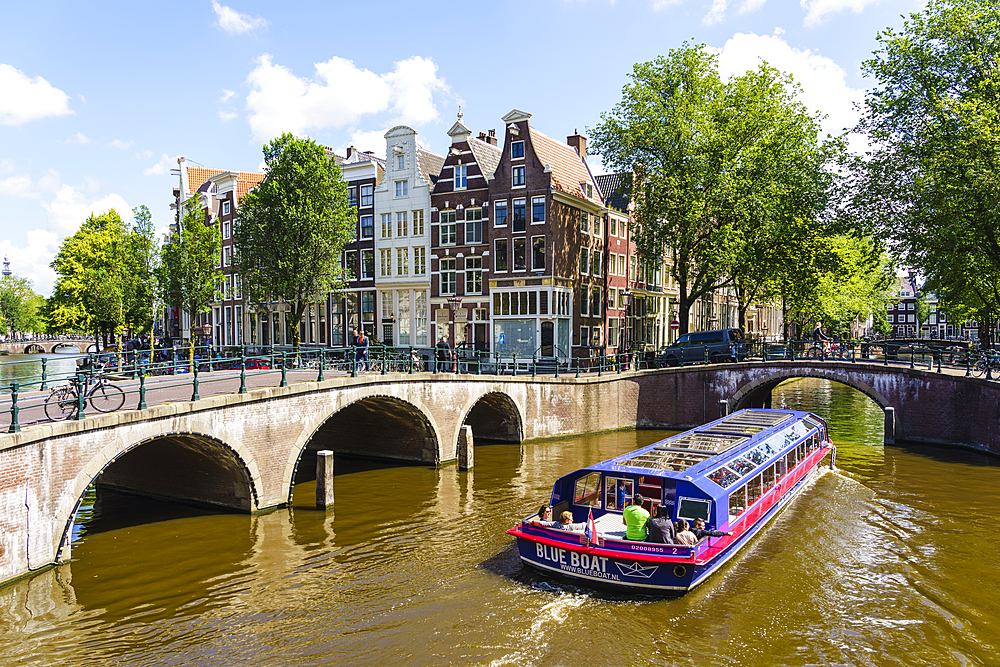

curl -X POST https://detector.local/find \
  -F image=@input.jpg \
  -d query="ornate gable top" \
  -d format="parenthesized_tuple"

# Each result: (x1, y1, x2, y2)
(502, 109, 532, 123)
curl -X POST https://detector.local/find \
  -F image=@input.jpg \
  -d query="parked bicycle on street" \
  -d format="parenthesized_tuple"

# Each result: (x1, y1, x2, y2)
(44, 363, 126, 421)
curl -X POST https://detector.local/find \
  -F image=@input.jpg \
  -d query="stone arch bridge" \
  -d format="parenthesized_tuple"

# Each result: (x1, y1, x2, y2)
(2, 361, 997, 586)
(0, 338, 96, 355)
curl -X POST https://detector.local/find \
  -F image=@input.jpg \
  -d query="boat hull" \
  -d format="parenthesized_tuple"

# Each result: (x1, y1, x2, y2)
(510, 446, 831, 595)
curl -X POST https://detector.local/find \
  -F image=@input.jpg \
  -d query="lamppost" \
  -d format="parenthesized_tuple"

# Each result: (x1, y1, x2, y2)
(448, 295, 462, 372)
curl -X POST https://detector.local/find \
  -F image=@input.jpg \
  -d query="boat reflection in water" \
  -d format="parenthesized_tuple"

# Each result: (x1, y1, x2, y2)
(507, 409, 834, 594)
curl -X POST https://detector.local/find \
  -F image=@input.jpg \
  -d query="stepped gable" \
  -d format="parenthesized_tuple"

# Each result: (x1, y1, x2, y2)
(528, 127, 603, 205)
(417, 147, 445, 186)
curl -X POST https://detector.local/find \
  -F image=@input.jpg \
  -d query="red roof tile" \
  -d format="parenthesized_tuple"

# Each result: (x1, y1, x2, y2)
(529, 128, 603, 205)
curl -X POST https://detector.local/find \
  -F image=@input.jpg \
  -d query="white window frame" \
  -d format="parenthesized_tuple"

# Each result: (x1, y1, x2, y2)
(512, 166, 525, 188)
(494, 200, 508, 227)
(511, 140, 525, 160)
(454, 164, 467, 190)
(395, 180, 408, 197)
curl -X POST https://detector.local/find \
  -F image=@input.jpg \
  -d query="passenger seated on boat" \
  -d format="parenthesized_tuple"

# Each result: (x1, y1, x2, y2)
(530, 505, 560, 528)
(691, 518, 731, 540)
(623, 494, 650, 541)
(557, 511, 587, 532)
(645, 505, 675, 544)
(674, 520, 697, 546)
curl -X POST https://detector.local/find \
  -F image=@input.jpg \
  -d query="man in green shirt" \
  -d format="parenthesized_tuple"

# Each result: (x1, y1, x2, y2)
(623, 493, 650, 541)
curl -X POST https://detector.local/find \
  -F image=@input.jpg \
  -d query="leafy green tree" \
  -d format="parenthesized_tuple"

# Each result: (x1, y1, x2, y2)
(234, 132, 355, 353)
(129, 205, 158, 336)
(49, 210, 146, 348)
(915, 293, 931, 337)
(854, 0, 1000, 346)
(157, 197, 221, 362)
(0, 275, 44, 337)
(591, 45, 841, 333)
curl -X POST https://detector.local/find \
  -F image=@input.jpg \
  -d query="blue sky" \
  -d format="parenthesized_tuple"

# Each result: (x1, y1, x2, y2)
(1, 0, 924, 296)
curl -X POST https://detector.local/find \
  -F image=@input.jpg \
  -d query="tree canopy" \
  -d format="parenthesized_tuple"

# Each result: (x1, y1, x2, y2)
(854, 0, 1000, 344)
(590, 44, 842, 332)
(233, 132, 355, 352)
(0, 275, 45, 337)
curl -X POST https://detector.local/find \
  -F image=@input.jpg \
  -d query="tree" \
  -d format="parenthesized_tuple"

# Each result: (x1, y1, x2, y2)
(234, 132, 355, 353)
(854, 0, 1000, 346)
(130, 205, 158, 336)
(0, 275, 44, 337)
(591, 45, 841, 333)
(915, 293, 931, 337)
(157, 197, 221, 362)
(49, 210, 148, 348)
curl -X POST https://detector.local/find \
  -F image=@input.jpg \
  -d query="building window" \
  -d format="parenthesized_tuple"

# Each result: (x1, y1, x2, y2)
(380, 248, 392, 277)
(512, 166, 525, 187)
(223, 246, 231, 266)
(381, 213, 393, 238)
(440, 258, 456, 294)
(593, 214, 602, 236)
(413, 246, 426, 275)
(360, 185, 373, 207)
(580, 248, 589, 274)
(494, 200, 508, 227)
(466, 257, 482, 294)
(511, 141, 524, 159)
(592, 250, 602, 277)
(397, 247, 409, 276)
(360, 215, 374, 239)
(592, 325, 602, 346)
(397, 211, 408, 237)
(531, 196, 545, 224)
(465, 208, 483, 244)
(362, 249, 374, 279)
(592, 286, 602, 317)
(495, 238, 508, 272)
(513, 238, 526, 271)
(397, 154, 405, 170)
(454, 164, 467, 190)
(222, 200, 231, 216)
(348, 186, 358, 208)
(580, 210, 589, 233)
(888, 314, 895, 323)
(412, 209, 424, 236)
(395, 180, 408, 197)
(440, 211, 456, 245)
(345, 250, 358, 280)
(609, 216, 617, 237)
(532, 236, 545, 271)
(513, 198, 526, 232)
(223, 219, 231, 239)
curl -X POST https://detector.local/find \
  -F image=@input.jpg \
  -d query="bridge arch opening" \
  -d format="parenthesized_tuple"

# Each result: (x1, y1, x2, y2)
(292, 395, 439, 488)
(463, 392, 523, 444)
(62, 433, 256, 559)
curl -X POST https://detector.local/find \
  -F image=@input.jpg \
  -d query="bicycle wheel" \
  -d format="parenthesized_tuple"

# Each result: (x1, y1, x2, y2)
(806, 346, 823, 359)
(972, 358, 987, 377)
(89, 383, 125, 412)
(44, 387, 78, 421)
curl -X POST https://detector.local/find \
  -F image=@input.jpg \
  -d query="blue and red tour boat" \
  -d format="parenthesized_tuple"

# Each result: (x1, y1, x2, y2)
(507, 408, 835, 594)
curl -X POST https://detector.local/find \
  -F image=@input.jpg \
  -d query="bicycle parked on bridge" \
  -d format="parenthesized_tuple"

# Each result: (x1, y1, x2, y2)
(44, 364, 126, 421)
(972, 351, 1000, 378)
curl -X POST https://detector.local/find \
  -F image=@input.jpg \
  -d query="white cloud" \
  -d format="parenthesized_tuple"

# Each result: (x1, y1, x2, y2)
(42, 185, 130, 237)
(212, 1, 268, 34)
(715, 32, 864, 149)
(144, 153, 177, 176)
(704, 0, 728, 24)
(801, 0, 881, 26)
(0, 175, 37, 198)
(245, 54, 449, 142)
(337, 128, 389, 159)
(67, 132, 90, 144)
(220, 89, 238, 103)
(106, 139, 133, 149)
(650, 0, 682, 9)
(0, 159, 16, 175)
(219, 110, 238, 121)
(78, 94, 86, 104)
(0, 230, 61, 296)
(740, 0, 767, 13)
(0, 64, 74, 126)
(136, 149, 153, 160)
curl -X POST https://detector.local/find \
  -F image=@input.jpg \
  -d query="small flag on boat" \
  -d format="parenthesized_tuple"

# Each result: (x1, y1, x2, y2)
(584, 507, 600, 546)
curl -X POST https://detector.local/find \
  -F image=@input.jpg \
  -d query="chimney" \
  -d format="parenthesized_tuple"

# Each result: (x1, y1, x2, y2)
(567, 130, 586, 157)
(346, 145, 355, 159)
(485, 129, 498, 146)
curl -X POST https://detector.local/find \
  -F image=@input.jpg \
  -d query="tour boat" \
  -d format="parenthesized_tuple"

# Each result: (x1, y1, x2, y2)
(507, 409, 835, 594)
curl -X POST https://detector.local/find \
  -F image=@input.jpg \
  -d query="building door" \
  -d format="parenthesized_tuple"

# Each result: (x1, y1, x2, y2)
(541, 321, 554, 357)
(383, 323, 394, 345)
(474, 323, 488, 351)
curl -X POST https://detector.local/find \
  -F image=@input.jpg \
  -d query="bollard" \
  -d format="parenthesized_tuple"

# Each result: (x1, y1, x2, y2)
(884, 346, 889, 366)
(76, 373, 86, 420)
(850, 341, 856, 363)
(315, 450, 335, 508)
(937, 350, 942, 373)
(884, 407, 895, 444)
(598, 355, 603, 377)
(318, 350, 325, 382)
(352, 354, 358, 377)
(458, 424, 474, 471)
(532, 355, 537, 378)
(909, 349, 915, 369)
(555, 355, 560, 378)
(966, 354, 971, 376)
(191, 362, 200, 401)
(280, 352, 287, 387)
(704, 345, 709, 364)
(8, 382, 20, 433)
(239, 352, 247, 394)
(575, 358, 580, 379)
(138, 369, 147, 410)
(40, 358, 48, 391)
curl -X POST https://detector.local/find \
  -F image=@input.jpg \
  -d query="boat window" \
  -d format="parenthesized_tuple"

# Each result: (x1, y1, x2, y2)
(707, 466, 740, 489)
(729, 486, 746, 520)
(776, 455, 787, 479)
(763, 465, 776, 491)
(604, 477, 633, 511)
(798, 443, 807, 460)
(573, 472, 601, 506)
(677, 497, 711, 522)
(729, 457, 755, 476)
(747, 474, 763, 506)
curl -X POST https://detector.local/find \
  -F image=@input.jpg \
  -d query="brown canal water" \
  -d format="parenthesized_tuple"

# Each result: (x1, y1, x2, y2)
(1, 378, 999, 666)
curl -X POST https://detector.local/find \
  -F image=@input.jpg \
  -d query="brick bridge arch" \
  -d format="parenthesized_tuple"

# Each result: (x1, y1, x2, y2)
(730, 368, 892, 412)
(55, 431, 263, 563)
(460, 391, 525, 444)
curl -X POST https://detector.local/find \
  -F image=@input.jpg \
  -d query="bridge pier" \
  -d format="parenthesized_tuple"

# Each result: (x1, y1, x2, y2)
(884, 407, 895, 445)
(315, 450, 334, 508)
(458, 425, 474, 471)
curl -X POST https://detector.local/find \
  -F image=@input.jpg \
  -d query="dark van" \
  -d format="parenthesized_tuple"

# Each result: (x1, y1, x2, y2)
(661, 329, 747, 366)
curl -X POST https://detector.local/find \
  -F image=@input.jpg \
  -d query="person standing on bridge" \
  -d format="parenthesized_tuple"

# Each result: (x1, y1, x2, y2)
(357, 329, 370, 371)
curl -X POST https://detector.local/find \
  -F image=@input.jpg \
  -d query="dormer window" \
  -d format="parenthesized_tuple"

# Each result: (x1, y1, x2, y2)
(585, 183, 593, 198)
(511, 141, 524, 159)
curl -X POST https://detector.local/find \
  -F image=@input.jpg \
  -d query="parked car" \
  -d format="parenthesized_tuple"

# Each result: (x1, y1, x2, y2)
(661, 329, 748, 366)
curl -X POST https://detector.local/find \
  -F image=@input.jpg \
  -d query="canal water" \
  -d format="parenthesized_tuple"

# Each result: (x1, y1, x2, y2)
(0, 349, 82, 392)
(1, 378, 998, 666)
